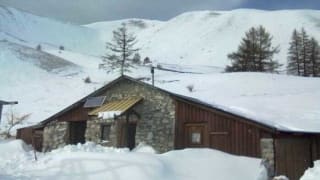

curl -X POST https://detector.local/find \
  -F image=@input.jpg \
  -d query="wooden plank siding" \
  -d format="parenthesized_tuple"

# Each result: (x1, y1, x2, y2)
(16, 127, 44, 151)
(275, 136, 313, 180)
(174, 99, 271, 158)
(16, 127, 34, 145)
(57, 104, 89, 122)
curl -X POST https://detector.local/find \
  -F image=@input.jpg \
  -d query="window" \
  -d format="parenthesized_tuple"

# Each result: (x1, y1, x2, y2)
(101, 124, 111, 141)
(191, 132, 201, 144)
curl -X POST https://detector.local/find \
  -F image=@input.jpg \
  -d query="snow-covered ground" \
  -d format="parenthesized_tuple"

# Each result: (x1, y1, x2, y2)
(0, 140, 266, 180)
(301, 161, 320, 180)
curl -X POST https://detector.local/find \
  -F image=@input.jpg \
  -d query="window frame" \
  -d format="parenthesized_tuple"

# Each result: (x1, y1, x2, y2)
(100, 124, 111, 141)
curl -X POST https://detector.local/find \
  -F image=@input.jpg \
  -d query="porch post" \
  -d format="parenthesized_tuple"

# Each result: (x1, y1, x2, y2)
(126, 113, 129, 148)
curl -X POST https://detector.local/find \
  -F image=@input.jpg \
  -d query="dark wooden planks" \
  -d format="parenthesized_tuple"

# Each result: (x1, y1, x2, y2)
(174, 99, 264, 157)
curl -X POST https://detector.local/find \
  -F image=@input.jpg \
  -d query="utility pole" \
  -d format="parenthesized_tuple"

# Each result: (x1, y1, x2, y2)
(151, 66, 155, 86)
(0, 100, 18, 123)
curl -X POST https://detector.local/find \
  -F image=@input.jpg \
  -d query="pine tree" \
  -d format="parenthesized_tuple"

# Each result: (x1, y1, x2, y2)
(287, 29, 302, 75)
(287, 28, 320, 77)
(226, 26, 280, 72)
(300, 28, 310, 76)
(308, 37, 320, 77)
(256, 26, 281, 72)
(100, 23, 139, 75)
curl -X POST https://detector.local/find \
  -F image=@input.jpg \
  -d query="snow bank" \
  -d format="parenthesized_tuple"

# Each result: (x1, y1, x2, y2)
(132, 142, 157, 154)
(0, 140, 267, 180)
(0, 139, 31, 158)
(162, 148, 267, 180)
(301, 161, 320, 180)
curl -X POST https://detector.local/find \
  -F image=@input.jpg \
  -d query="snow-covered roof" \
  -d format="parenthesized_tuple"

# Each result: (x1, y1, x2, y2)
(147, 72, 320, 133)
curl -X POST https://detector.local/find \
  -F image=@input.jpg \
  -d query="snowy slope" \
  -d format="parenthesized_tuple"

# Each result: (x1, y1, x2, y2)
(86, 9, 320, 69)
(0, 140, 267, 180)
(0, 6, 105, 56)
(0, 40, 104, 130)
(2, 6, 320, 68)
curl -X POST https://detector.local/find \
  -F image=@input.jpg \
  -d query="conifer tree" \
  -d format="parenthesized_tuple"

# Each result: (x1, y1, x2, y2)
(308, 37, 320, 77)
(287, 28, 320, 77)
(300, 28, 310, 76)
(226, 26, 280, 72)
(287, 29, 302, 75)
(100, 23, 139, 75)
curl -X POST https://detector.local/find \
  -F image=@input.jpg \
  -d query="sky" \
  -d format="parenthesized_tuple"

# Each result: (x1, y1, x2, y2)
(0, 0, 320, 24)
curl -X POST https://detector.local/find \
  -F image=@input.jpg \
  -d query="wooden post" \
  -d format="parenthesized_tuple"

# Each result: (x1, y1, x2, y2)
(126, 113, 129, 148)
(31, 130, 37, 161)
(151, 66, 155, 86)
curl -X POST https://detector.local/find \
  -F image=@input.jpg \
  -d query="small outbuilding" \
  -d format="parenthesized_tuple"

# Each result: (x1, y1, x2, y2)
(17, 74, 320, 180)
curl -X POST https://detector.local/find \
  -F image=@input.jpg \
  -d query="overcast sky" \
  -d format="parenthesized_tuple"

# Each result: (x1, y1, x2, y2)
(0, 0, 320, 24)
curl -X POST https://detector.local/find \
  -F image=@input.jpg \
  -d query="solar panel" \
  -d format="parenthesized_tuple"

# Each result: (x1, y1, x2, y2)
(84, 96, 106, 108)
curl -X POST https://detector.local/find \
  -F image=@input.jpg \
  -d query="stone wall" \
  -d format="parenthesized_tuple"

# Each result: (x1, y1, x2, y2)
(85, 118, 118, 147)
(260, 138, 275, 178)
(88, 79, 176, 153)
(41, 78, 176, 153)
(42, 121, 68, 152)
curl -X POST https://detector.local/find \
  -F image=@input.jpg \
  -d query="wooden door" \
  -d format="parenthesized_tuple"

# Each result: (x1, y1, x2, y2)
(119, 122, 137, 149)
(275, 138, 312, 180)
(69, 121, 87, 144)
(210, 132, 230, 153)
(32, 130, 43, 151)
(184, 123, 208, 147)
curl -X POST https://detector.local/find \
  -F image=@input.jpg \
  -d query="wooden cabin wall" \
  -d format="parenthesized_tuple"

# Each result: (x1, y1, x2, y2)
(16, 127, 34, 145)
(174, 99, 272, 158)
(57, 104, 89, 122)
(274, 134, 318, 180)
(16, 127, 44, 151)
(312, 135, 320, 160)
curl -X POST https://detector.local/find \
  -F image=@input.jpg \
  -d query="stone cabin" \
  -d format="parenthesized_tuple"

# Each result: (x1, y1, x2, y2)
(17, 75, 320, 180)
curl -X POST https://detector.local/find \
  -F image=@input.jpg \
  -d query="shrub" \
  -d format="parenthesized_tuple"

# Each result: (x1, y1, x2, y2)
(36, 44, 42, 51)
(186, 84, 194, 92)
(83, 76, 92, 83)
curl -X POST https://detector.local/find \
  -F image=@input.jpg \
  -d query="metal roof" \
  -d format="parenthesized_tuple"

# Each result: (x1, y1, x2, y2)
(88, 97, 143, 116)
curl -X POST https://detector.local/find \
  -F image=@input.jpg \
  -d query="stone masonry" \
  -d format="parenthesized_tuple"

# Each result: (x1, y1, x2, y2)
(42, 121, 68, 152)
(86, 79, 176, 153)
(41, 78, 176, 153)
(261, 138, 275, 178)
(85, 118, 118, 147)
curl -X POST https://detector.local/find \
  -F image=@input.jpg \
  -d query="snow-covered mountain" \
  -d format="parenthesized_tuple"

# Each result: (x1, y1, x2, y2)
(1, 6, 320, 131)
(86, 9, 320, 67)
(2, 6, 320, 67)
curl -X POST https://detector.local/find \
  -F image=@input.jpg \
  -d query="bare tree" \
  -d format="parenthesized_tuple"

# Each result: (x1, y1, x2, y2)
(3, 108, 30, 138)
(100, 23, 139, 75)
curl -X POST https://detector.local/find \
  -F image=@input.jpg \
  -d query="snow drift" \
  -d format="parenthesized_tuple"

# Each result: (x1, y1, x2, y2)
(0, 140, 267, 180)
(301, 161, 320, 180)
